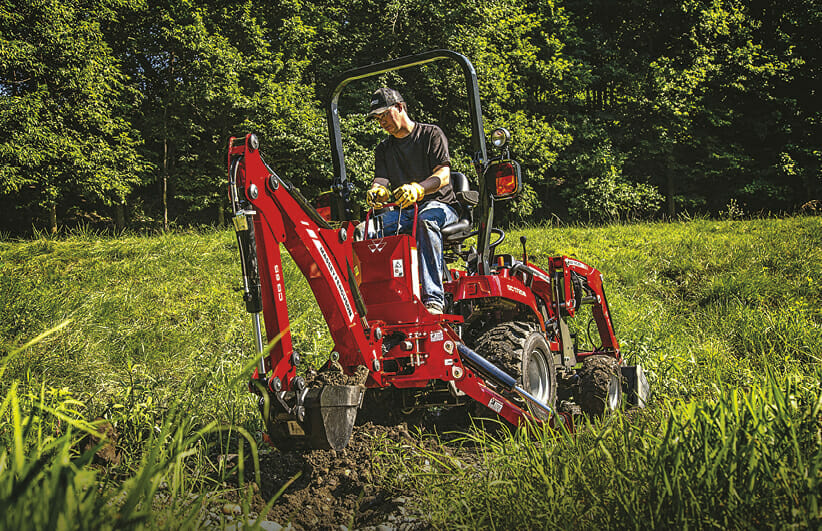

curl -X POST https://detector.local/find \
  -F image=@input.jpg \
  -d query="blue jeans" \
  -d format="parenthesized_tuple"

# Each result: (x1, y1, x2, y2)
(370, 201, 458, 309)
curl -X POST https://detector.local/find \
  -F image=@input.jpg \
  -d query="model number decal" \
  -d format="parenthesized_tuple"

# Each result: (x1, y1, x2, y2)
(488, 398, 504, 413)
(274, 264, 284, 301)
(505, 284, 527, 297)
(565, 258, 587, 270)
(314, 240, 355, 322)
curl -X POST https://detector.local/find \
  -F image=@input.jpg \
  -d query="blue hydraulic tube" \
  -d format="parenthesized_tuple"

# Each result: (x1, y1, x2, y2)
(457, 343, 555, 419)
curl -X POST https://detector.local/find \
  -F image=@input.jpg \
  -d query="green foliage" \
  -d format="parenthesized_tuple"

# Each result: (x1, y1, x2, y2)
(567, 166, 664, 222)
(0, 0, 149, 232)
(2, 0, 820, 232)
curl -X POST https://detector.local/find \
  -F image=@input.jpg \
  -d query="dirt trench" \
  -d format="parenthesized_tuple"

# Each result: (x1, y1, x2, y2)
(249, 421, 439, 530)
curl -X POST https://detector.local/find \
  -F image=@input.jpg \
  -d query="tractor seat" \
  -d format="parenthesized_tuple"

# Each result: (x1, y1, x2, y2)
(441, 171, 478, 243)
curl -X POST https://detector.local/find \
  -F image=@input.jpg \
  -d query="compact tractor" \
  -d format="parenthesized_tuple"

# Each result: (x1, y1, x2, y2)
(227, 50, 648, 450)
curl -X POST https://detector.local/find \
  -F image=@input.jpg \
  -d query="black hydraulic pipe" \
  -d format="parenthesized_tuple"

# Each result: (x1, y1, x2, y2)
(229, 157, 263, 314)
(229, 153, 266, 375)
(235, 218, 263, 314)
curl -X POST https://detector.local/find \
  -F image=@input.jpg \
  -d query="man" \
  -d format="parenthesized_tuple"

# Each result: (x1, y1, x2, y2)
(365, 87, 458, 315)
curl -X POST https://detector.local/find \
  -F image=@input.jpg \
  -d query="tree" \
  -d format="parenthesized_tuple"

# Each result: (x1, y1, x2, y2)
(0, 0, 148, 233)
(558, 0, 821, 217)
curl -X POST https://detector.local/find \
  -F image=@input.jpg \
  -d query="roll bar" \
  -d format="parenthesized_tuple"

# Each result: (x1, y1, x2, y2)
(325, 49, 489, 221)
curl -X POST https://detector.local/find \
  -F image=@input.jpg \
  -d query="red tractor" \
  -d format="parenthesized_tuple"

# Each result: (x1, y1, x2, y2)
(227, 50, 648, 450)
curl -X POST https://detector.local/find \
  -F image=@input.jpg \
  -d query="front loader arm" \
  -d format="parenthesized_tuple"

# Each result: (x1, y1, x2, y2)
(228, 134, 379, 391)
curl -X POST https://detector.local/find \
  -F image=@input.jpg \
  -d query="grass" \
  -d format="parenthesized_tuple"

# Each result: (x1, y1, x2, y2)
(372, 370, 821, 528)
(1, 216, 821, 528)
(0, 229, 315, 529)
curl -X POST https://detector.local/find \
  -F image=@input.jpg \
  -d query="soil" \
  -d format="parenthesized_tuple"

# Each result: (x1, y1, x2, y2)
(247, 421, 440, 530)
(199, 358, 620, 528)
(306, 361, 370, 388)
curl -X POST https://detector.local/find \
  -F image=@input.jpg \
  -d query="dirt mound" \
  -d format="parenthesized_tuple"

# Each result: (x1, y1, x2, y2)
(252, 422, 432, 530)
(306, 361, 370, 388)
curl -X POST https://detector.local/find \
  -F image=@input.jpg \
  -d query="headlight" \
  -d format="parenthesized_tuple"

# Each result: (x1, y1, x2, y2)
(490, 128, 511, 149)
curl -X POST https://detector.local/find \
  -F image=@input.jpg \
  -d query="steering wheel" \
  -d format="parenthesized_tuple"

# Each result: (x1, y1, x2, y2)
(461, 228, 505, 253)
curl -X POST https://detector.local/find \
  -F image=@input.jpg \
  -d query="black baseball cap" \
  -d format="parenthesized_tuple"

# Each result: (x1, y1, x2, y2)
(367, 87, 404, 118)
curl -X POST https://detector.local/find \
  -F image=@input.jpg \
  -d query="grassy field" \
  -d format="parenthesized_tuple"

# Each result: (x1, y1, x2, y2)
(1, 217, 821, 528)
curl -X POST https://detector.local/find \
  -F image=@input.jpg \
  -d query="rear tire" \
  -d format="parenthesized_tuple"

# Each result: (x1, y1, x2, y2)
(577, 355, 622, 416)
(473, 322, 557, 417)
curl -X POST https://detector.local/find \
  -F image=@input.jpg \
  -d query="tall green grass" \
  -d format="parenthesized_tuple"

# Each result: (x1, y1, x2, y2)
(1, 324, 272, 530)
(370, 216, 822, 528)
(0, 229, 329, 419)
(372, 369, 822, 528)
(515, 217, 822, 398)
(1, 217, 821, 528)
(0, 230, 311, 529)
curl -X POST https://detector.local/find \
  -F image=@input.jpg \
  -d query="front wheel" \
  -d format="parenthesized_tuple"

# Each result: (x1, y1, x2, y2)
(577, 355, 622, 416)
(473, 322, 557, 416)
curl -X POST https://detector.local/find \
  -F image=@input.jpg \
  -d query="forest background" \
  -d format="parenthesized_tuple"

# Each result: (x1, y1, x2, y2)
(1, 0, 819, 235)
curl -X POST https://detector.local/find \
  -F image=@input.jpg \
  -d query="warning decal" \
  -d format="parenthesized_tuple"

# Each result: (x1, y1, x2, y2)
(488, 398, 504, 413)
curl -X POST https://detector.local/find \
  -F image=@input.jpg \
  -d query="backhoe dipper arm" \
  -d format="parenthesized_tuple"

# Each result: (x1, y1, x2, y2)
(228, 134, 378, 391)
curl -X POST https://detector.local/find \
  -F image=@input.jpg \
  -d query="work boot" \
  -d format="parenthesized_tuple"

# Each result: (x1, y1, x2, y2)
(425, 303, 443, 315)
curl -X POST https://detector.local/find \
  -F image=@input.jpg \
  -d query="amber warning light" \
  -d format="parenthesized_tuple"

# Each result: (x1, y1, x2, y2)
(494, 162, 519, 197)
(314, 191, 333, 221)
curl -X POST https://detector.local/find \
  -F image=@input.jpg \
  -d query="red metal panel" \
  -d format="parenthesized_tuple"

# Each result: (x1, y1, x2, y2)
(234, 143, 381, 389)
(446, 272, 542, 324)
(354, 234, 423, 325)
(252, 220, 295, 383)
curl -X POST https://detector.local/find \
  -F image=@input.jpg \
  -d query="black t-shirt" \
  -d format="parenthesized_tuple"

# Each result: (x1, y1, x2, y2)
(374, 123, 455, 206)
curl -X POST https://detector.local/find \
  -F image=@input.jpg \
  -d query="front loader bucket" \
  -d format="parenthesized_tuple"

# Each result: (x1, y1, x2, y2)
(264, 384, 364, 451)
(621, 365, 650, 408)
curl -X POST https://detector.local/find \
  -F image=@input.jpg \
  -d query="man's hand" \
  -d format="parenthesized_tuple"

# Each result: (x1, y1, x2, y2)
(393, 183, 425, 209)
(366, 184, 391, 208)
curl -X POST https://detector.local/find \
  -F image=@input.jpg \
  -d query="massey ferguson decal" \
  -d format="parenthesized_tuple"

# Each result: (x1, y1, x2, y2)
(368, 239, 387, 253)
(314, 240, 355, 322)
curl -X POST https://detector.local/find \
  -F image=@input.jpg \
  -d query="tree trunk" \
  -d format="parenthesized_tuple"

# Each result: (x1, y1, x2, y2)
(217, 200, 224, 227)
(115, 203, 126, 231)
(163, 135, 169, 232)
(49, 202, 57, 234)
(666, 172, 675, 218)
(162, 54, 174, 232)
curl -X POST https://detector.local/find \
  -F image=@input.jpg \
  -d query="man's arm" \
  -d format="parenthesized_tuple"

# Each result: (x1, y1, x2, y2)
(417, 164, 450, 195)
(371, 177, 390, 189)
